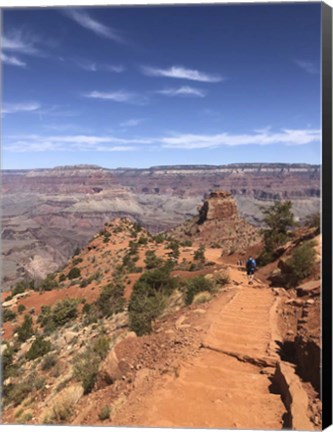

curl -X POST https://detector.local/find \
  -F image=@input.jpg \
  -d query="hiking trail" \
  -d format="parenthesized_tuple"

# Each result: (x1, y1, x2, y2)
(111, 268, 287, 429)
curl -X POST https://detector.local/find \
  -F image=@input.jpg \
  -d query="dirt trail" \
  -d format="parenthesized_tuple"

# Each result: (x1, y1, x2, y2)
(112, 270, 286, 429)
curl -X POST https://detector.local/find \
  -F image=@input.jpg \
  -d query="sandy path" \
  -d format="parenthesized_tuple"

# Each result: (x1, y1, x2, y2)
(113, 271, 286, 429)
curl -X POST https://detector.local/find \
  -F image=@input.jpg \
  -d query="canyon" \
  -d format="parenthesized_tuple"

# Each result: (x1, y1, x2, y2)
(1, 163, 320, 289)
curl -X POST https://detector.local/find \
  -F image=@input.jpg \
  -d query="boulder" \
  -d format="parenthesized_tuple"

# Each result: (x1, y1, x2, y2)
(98, 348, 123, 386)
(296, 280, 320, 297)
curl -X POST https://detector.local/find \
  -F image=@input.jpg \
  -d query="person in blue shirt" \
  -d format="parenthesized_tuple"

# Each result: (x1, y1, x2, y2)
(246, 257, 256, 284)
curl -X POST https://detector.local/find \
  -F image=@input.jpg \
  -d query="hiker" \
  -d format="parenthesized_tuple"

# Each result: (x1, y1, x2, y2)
(246, 256, 256, 284)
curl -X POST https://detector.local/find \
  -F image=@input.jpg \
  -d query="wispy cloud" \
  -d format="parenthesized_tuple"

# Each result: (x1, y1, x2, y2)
(4, 128, 320, 154)
(4, 134, 150, 153)
(105, 65, 125, 73)
(83, 90, 148, 105)
(2, 31, 41, 56)
(156, 86, 206, 97)
(83, 90, 134, 102)
(142, 65, 223, 83)
(1, 53, 26, 68)
(160, 129, 321, 149)
(294, 59, 319, 75)
(120, 118, 145, 127)
(64, 9, 124, 43)
(2, 102, 41, 115)
(76, 59, 125, 73)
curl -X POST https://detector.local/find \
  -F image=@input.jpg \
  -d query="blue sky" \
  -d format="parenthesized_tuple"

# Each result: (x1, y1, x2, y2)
(2, 3, 321, 169)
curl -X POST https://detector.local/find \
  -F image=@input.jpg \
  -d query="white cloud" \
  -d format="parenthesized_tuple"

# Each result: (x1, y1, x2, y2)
(64, 9, 124, 43)
(2, 31, 41, 56)
(83, 90, 134, 102)
(4, 134, 151, 153)
(4, 128, 320, 154)
(77, 60, 125, 73)
(160, 129, 321, 149)
(2, 102, 41, 115)
(295, 59, 319, 75)
(1, 53, 26, 67)
(142, 65, 223, 82)
(95, 146, 137, 152)
(83, 90, 148, 105)
(156, 86, 206, 97)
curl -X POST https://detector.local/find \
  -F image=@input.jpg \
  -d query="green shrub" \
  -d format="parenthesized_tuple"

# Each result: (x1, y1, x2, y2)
(3, 308, 17, 322)
(21, 411, 33, 423)
(103, 232, 111, 243)
(82, 303, 91, 315)
(91, 336, 110, 360)
(4, 381, 33, 407)
(82, 303, 99, 325)
(95, 282, 125, 318)
(59, 274, 66, 282)
(98, 406, 111, 421)
(17, 304, 26, 314)
(184, 276, 215, 305)
(144, 250, 163, 269)
(40, 274, 59, 291)
(26, 335, 52, 360)
(16, 314, 34, 342)
(37, 306, 56, 334)
(137, 236, 148, 245)
(305, 212, 320, 229)
(38, 300, 78, 333)
(2, 344, 16, 380)
(67, 267, 81, 280)
(194, 245, 206, 263)
(12, 279, 34, 296)
(129, 292, 166, 335)
(259, 201, 295, 265)
(122, 253, 138, 272)
(73, 257, 83, 266)
(168, 241, 180, 259)
(80, 279, 89, 288)
(41, 353, 58, 371)
(4, 372, 45, 407)
(128, 267, 176, 336)
(52, 299, 78, 327)
(282, 241, 317, 288)
(72, 340, 109, 395)
(73, 350, 99, 394)
(154, 233, 165, 244)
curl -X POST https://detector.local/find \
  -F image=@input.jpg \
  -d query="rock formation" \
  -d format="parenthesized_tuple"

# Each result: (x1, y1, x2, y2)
(173, 190, 260, 255)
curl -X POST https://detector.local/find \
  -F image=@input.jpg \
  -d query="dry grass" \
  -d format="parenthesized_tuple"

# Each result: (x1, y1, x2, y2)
(43, 384, 83, 424)
(192, 291, 213, 304)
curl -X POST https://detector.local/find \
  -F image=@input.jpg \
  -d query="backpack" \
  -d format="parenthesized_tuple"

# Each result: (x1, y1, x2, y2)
(246, 258, 256, 270)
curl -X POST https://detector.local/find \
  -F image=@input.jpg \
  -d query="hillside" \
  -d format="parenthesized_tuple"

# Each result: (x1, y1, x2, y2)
(1, 203, 322, 429)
